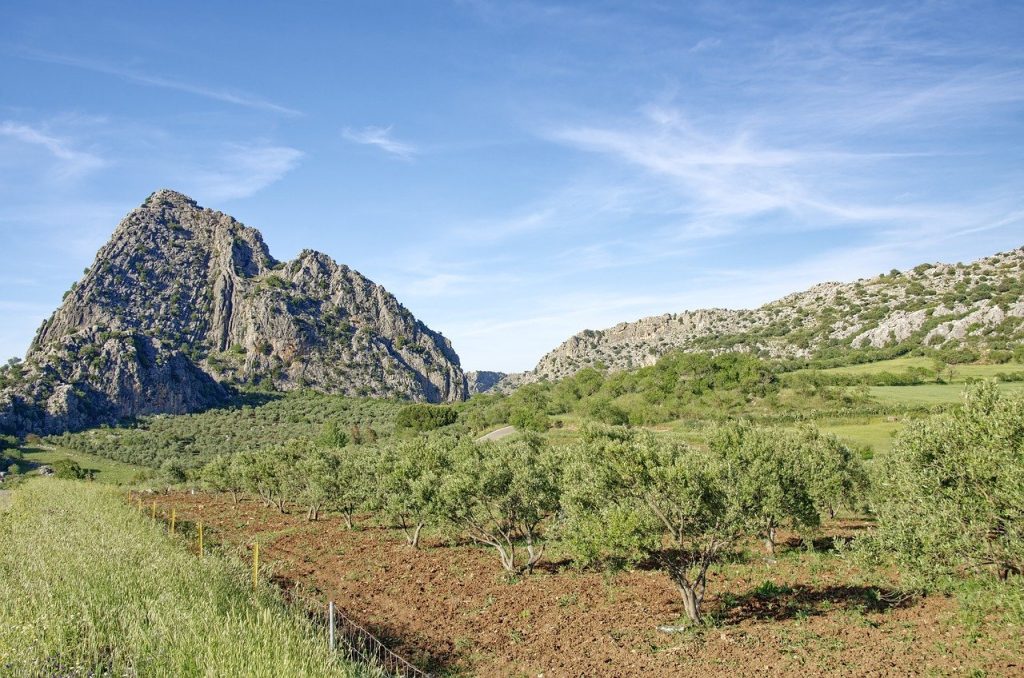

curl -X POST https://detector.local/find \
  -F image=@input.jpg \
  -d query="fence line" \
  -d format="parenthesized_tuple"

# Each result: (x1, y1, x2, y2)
(326, 600, 431, 678)
(129, 493, 432, 678)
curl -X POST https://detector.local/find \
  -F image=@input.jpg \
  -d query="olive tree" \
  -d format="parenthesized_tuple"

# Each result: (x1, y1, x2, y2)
(201, 454, 244, 503)
(564, 424, 821, 624)
(295, 444, 340, 521)
(866, 382, 1023, 586)
(440, 434, 561, 575)
(375, 435, 450, 548)
(323, 445, 374, 529)
(234, 445, 301, 513)
(709, 424, 820, 556)
(794, 426, 869, 519)
(563, 425, 733, 623)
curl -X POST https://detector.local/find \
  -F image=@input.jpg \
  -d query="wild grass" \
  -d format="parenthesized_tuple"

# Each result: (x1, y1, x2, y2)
(19, 445, 146, 484)
(0, 479, 374, 677)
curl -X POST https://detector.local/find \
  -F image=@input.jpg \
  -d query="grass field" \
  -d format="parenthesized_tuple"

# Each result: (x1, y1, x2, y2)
(818, 418, 905, 455)
(19, 445, 146, 484)
(812, 356, 936, 375)
(868, 381, 1024, 407)
(0, 479, 373, 677)
(805, 356, 1024, 382)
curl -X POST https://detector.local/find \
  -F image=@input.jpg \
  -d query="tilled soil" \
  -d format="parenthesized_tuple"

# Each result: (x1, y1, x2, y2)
(155, 493, 1023, 677)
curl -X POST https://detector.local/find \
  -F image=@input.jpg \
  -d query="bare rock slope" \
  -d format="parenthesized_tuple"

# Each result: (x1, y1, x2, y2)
(0, 190, 466, 434)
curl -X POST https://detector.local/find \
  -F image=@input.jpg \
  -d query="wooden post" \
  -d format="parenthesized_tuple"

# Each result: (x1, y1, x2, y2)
(328, 600, 336, 651)
(198, 522, 204, 557)
(151, 500, 156, 520)
(170, 509, 176, 535)
(252, 541, 259, 591)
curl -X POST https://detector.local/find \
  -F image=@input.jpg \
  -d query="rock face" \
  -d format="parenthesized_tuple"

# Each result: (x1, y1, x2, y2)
(498, 247, 1024, 389)
(0, 189, 466, 435)
(465, 370, 507, 395)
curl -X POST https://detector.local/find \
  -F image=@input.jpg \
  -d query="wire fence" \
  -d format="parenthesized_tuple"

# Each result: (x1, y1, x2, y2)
(327, 601, 431, 678)
(130, 492, 432, 678)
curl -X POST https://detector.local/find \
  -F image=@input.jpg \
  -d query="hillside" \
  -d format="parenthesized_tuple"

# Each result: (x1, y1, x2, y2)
(0, 190, 465, 435)
(496, 247, 1024, 390)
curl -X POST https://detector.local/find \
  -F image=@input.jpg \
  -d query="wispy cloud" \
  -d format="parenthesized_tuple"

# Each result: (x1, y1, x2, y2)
(548, 103, 1001, 234)
(188, 143, 304, 201)
(342, 125, 417, 160)
(17, 50, 302, 116)
(0, 121, 106, 177)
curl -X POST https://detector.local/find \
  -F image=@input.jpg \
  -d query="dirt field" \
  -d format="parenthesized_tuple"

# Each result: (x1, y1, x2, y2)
(156, 493, 1022, 677)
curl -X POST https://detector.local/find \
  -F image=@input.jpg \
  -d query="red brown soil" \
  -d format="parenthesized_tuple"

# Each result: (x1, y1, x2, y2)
(154, 493, 1023, 677)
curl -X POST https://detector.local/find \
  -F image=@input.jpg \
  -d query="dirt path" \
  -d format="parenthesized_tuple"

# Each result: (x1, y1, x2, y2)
(476, 425, 516, 442)
(158, 493, 1023, 677)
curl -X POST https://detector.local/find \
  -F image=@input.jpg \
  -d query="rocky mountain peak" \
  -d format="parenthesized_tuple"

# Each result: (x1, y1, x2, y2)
(144, 188, 199, 209)
(1, 190, 467, 435)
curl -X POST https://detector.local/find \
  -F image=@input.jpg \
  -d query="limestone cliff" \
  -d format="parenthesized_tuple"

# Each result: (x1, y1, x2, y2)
(0, 189, 466, 434)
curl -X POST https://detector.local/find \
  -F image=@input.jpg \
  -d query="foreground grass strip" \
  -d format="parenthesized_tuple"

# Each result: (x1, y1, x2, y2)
(0, 479, 371, 677)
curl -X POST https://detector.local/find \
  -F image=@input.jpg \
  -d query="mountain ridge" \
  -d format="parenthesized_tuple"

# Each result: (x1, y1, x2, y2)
(0, 189, 466, 435)
(491, 246, 1024, 392)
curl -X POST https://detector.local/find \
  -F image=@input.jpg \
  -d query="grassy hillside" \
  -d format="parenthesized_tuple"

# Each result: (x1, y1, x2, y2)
(0, 479, 371, 677)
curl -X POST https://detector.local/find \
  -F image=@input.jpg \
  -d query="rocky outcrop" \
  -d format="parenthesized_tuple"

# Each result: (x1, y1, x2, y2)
(502, 247, 1024, 387)
(0, 189, 466, 435)
(465, 370, 507, 395)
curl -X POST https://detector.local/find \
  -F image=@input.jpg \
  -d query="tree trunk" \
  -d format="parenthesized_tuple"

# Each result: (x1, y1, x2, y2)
(679, 584, 701, 624)
(343, 513, 353, 530)
(764, 526, 777, 556)
(231, 490, 238, 505)
(408, 522, 424, 548)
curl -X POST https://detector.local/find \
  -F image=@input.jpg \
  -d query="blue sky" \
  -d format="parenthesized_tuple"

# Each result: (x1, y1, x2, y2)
(1, 1, 1022, 372)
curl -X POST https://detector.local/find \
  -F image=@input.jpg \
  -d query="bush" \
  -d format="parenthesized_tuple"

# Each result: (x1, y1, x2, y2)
(864, 381, 1023, 589)
(394, 404, 458, 433)
(51, 459, 85, 480)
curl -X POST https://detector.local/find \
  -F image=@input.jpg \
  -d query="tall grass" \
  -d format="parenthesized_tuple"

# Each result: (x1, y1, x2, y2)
(0, 479, 373, 677)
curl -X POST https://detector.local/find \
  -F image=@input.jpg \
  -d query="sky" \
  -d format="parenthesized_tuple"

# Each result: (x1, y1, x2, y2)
(1, 1, 1022, 373)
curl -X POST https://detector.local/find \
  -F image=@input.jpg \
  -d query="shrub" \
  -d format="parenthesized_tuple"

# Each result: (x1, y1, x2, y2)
(864, 381, 1023, 588)
(394, 404, 457, 433)
(51, 459, 85, 480)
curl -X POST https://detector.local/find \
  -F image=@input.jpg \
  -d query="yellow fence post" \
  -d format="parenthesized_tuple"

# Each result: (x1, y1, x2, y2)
(151, 500, 156, 520)
(252, 541, 259, 591)
(170, 509, 176, 535)
(198, 522, 204, 557)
